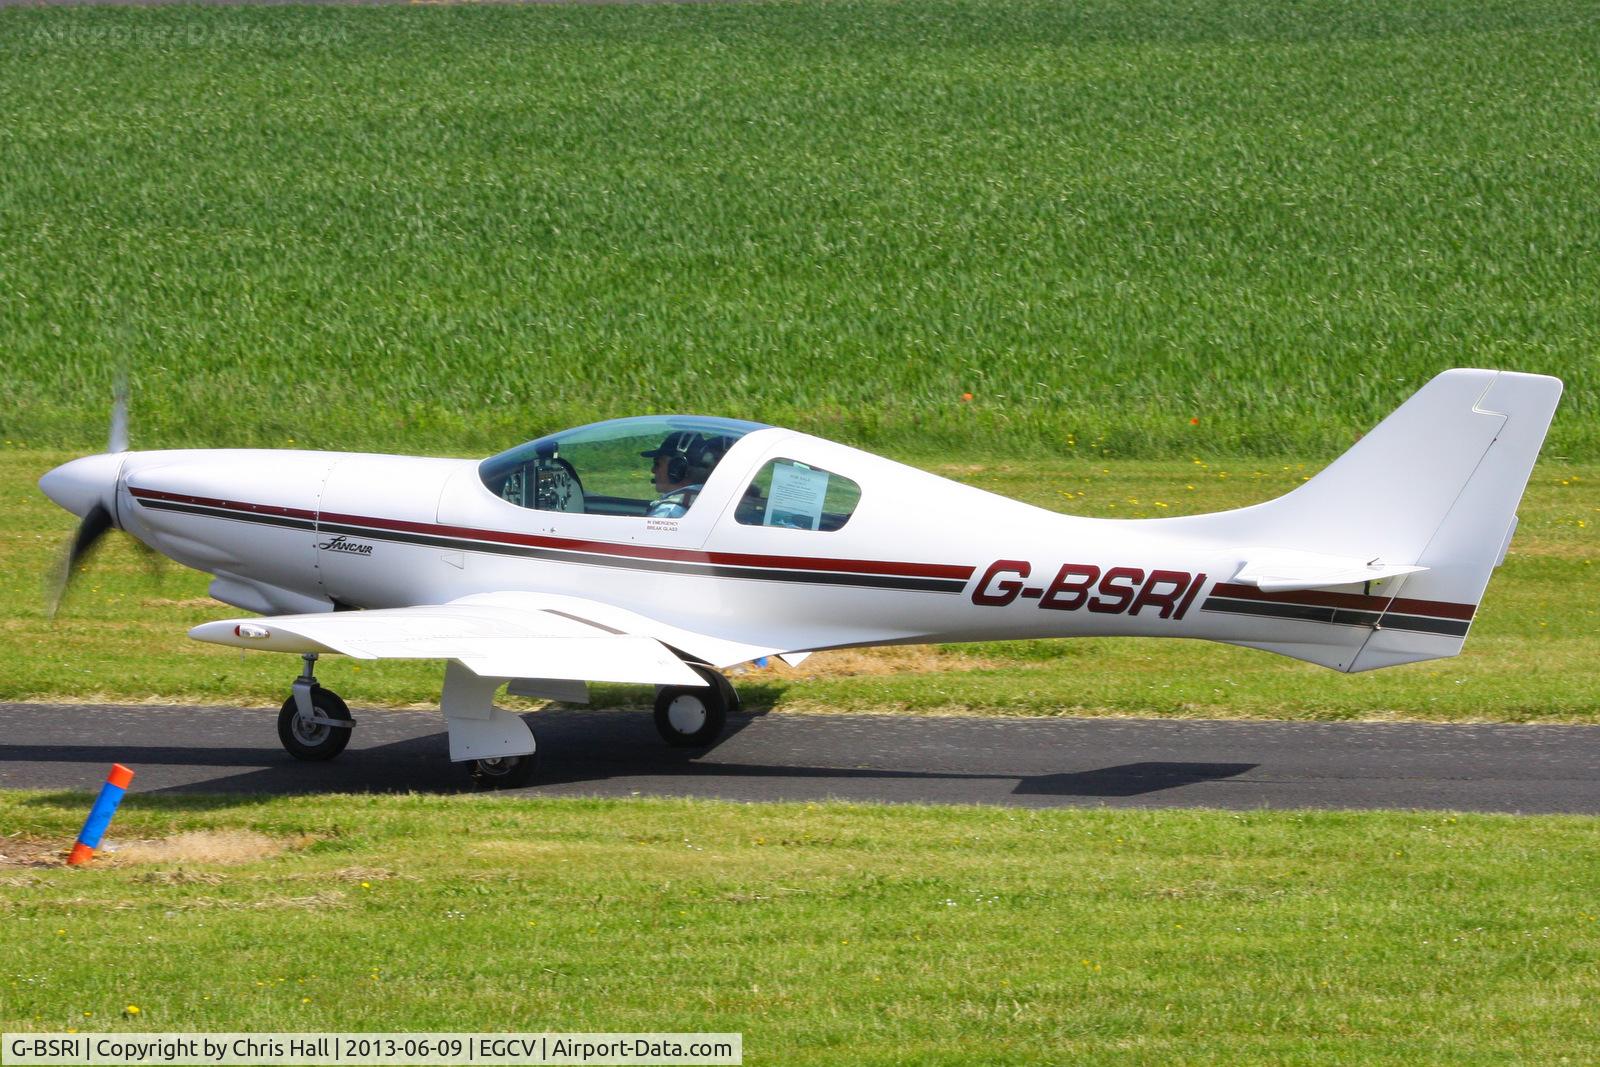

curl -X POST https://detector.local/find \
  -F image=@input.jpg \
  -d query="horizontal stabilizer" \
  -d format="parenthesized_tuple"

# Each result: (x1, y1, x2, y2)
(1232, 549, 1427, 593)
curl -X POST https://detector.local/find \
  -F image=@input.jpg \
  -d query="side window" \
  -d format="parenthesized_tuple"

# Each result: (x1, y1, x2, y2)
(736, 459, 862, 532)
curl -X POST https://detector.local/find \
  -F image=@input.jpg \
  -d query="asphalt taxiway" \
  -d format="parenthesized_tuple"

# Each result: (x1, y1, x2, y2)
(1, 702, 1596, 813)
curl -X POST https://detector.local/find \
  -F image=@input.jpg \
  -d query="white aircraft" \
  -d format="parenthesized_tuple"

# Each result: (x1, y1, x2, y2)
(40, 369, 1561, 786)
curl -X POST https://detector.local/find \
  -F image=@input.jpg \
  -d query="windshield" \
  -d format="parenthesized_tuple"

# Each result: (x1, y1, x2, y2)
(479, 415, 770, 518)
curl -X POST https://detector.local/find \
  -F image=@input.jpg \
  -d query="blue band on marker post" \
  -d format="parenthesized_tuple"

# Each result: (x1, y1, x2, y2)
(77, 783, 127, 849)
(69, 764, 135, 865)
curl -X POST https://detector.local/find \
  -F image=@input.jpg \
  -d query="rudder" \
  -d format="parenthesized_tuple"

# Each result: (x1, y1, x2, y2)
(1348, 370, 1562, 670)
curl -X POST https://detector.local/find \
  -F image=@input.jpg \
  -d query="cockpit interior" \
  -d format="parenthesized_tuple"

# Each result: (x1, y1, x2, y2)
(478, 416, 769, 517)
(480, 416, 865, 531)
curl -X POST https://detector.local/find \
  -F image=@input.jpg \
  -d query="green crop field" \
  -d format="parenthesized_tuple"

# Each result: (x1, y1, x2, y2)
(0, 0, 1595, 458)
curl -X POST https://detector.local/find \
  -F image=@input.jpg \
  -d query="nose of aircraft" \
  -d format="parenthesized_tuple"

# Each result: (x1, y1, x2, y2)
(39, 453, 126, 520)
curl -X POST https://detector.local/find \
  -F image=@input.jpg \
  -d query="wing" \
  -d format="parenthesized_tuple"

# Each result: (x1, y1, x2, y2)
(189, 590, 784, 684)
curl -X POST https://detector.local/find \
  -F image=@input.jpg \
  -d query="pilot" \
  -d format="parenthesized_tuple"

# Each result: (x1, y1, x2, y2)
(641, 431, 726, 518)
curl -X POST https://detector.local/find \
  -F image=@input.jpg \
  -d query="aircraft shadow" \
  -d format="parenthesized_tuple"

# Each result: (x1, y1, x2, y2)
(1011, 762, 1257, 797)
(1, 708, 1257, 804)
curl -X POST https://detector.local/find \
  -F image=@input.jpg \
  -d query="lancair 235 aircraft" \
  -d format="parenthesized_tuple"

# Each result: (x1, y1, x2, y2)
(40, 369, 1561, 786)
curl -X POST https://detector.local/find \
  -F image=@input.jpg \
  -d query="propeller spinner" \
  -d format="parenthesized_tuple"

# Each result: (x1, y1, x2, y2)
(40, 384, 153, 618)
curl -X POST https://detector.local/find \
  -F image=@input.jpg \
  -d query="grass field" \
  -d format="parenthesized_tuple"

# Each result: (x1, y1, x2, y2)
(1, 0, 1596, 458)
(7, 449, 1597, 720)
(5, 793, 1600, 1065)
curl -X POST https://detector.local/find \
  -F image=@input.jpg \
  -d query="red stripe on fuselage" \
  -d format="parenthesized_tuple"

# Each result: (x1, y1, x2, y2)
(129, 487, 975, 581)
(129, 488, 319, 522)
(1208, 582, 1476, 621)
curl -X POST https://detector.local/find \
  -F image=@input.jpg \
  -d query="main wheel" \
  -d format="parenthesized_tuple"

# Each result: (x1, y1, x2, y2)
(653, 666, 729, 748)
(277, 687, 353, 761)
(471, 753, 539, 789)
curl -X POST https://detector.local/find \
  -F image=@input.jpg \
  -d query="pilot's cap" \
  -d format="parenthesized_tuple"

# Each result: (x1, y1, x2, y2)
(640, 431, 720, 461)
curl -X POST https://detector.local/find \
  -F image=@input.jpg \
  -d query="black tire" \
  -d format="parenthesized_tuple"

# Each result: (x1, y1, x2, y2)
(653, 666, 729, 748)
(277, 687, 353, 762)
(471, 752, 539, 789)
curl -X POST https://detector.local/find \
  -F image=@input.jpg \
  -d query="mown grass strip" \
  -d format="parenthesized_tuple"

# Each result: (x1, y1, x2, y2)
(3, 792, 1599, 1065)
(5, 450, 1595, 720)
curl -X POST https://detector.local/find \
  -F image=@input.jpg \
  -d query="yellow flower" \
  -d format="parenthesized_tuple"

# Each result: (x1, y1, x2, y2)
(124, 1005, 140, 1017)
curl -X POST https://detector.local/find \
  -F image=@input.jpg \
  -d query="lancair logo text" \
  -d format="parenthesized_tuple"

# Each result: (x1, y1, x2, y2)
(317, 535, 374, 556)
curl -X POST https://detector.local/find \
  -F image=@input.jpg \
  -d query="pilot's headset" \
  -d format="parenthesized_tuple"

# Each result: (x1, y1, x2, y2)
(661, 432, 721, 484)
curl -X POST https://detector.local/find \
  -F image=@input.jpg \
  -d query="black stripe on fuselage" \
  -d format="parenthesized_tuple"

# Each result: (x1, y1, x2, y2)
(136, 497, 968, 595)
(1200, 596, 1471, 638)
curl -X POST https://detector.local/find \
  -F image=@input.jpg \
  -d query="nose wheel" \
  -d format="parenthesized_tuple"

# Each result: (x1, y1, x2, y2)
(653, 664, 737, 748)
(277, 653, 354, 761)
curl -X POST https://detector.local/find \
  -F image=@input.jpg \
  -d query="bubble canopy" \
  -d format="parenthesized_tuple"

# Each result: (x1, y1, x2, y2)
(479, 416, 772, 517)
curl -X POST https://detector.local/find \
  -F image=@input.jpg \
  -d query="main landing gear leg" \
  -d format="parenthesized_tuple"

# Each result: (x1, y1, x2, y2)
(277, 652, 355, 761)
(654, 664, 739, 749)
(441, 660, 538, 788)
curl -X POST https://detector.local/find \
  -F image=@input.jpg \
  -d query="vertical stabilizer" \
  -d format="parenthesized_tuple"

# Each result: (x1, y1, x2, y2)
(1172, 369, 1562, 671)
(1346, 371, 1562, 670)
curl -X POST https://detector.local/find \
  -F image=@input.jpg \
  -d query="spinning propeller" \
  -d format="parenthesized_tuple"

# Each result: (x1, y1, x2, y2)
(44, 379, 158, 618)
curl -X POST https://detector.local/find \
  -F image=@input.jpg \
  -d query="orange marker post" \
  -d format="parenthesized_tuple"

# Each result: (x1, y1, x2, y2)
(67, 764, 135, 866)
